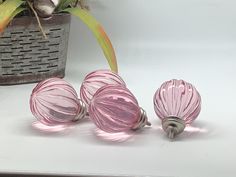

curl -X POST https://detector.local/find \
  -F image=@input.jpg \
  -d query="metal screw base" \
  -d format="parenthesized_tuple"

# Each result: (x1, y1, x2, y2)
(73, 100, 87, 122)
(162, 117, 186, 139)
(132, 107, 151, 130)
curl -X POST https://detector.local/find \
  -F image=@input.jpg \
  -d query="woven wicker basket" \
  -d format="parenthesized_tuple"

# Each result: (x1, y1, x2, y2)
(0, 13, 71, 85)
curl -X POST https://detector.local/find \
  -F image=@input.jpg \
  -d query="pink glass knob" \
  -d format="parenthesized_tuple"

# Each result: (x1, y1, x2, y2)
(154, 79, 201, 139)
(30, 78, 87, 126)
(80, 69, 126, 106)
(89, 85, 151, 133)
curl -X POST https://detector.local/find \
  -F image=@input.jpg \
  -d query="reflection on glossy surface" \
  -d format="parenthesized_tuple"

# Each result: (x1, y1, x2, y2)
(32, 121, 71, 132)
(185, 125, 208, 133)
(94, 128, 134, 142)
(155, 123, 209, 140)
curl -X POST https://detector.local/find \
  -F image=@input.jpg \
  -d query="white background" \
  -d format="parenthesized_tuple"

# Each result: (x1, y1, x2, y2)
(0, 0, 236, 177)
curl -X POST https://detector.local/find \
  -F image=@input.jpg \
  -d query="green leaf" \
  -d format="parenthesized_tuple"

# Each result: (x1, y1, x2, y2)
(0, 0, 24, 33)
(10, 7, 25, 21)
(63, 7, 118, 72)
(57, 0, 77, 12)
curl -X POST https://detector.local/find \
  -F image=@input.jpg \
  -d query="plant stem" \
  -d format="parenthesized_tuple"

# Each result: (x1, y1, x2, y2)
(74, 0, 79, 7)
(27, 0, 47, 39)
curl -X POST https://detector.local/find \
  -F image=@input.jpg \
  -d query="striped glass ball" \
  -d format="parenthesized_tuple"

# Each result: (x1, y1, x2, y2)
(89, 85, 150, 133)
(80, 70, 126, 106)
(30, 78, 86, 126)
(153, 79, 201, 139)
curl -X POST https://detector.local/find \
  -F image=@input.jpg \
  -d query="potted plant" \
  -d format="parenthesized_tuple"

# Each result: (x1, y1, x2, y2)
(0, 0, 117, 85)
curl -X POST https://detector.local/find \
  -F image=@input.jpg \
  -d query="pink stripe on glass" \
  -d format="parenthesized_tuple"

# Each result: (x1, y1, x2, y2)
(80, 70, 126, 106)
(89, 85, 150, 133)
(30, 78, 86, 126)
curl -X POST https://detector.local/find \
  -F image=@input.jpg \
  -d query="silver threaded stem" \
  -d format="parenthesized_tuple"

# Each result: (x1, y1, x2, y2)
(132, 108, 151, 130)
(73, 100, 87, 122)
(162, 117, 186, 139)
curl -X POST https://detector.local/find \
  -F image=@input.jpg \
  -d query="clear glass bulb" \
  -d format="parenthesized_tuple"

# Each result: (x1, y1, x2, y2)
(89, 85, 150, 133)
(80, 69, 126, 106)
(30, 78, 86, 126)
(153, 79, 201, 139)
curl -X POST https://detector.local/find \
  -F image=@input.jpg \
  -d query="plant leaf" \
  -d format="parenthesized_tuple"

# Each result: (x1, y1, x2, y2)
(10, 7, 25, 21)
(57, 0, 77, 12)
(63, 7, 118, 72)
(0, 0, 24, 33)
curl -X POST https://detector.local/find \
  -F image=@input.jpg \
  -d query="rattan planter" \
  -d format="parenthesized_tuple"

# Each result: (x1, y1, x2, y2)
(0, 13, 71, 85)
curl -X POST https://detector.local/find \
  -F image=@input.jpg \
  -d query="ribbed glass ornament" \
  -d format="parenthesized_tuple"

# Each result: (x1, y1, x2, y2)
(30, 78, 86, 126)
(80, 70, 126, 106)
(153, 79, 201, 139)
(89, 85, 150, 133)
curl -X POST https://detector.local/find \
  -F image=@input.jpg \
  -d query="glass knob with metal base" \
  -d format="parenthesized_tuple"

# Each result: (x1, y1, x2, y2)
(89, 85, 151, 133)
(154, 79, 201, 139)
(30, 78, 87, 127)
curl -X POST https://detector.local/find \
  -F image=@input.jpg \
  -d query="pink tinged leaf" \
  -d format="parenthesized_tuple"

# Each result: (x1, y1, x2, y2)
(0, 0, 24, 33)
(62, 8, 118, 72)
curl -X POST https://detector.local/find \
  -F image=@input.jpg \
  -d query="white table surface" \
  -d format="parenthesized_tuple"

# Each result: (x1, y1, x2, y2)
(1, 0, 236, 176)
